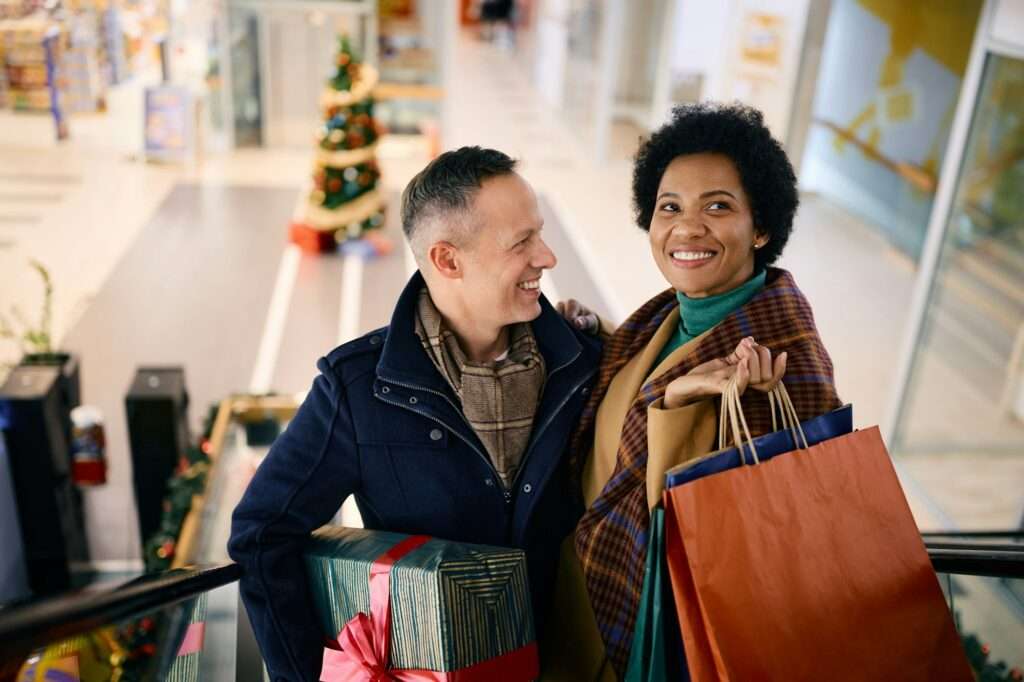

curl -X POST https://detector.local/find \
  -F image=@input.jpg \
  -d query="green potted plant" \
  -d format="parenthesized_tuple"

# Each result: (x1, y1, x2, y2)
(0, 259, 80, 410)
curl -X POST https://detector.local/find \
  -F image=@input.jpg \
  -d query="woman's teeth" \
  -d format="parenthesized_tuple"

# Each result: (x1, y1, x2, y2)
(671, 251, 715, 261)
(517, 279, 540, 290)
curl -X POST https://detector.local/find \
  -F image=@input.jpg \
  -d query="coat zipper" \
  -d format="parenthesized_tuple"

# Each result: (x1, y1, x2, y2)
(377, 347, 593, 502)
(509, 367, 596, 493)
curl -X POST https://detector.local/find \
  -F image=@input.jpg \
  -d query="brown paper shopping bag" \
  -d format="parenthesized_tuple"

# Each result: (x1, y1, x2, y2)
(663, 380, 971, 681)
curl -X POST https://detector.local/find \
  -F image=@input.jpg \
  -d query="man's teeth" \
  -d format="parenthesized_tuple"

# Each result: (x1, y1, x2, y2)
(672, 251, 715, 261)
(517, 279, 540, 290)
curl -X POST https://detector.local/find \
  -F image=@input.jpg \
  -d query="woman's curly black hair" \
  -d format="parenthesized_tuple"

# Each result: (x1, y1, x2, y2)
(632, 102, 798, 272)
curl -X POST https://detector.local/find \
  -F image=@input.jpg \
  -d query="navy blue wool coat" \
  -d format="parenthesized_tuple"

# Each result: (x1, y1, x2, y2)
(228, 272, 601, 681)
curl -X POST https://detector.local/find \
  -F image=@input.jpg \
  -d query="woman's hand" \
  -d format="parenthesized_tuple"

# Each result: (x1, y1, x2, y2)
(663, 356, 751, 409)
(556, 298, 600, 335)
(661, 337, 786, 409)
(726, 337, 786, 392)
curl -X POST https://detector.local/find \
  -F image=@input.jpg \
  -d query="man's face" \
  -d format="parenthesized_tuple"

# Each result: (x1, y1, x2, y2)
(457, 173, 556, 328)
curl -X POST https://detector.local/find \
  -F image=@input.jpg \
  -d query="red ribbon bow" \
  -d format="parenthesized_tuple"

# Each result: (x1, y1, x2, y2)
(319, 535, 538, 682)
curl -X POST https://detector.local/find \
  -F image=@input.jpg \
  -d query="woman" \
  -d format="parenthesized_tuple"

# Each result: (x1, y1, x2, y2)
(562, 102, 842, 676)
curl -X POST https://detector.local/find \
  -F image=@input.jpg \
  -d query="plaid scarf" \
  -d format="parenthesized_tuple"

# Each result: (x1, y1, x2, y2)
(414, 288, 546, 488)
(571, 268, 841, 674)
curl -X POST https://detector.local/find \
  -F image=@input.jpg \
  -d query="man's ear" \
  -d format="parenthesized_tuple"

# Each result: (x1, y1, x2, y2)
(427, 241, 462, 280)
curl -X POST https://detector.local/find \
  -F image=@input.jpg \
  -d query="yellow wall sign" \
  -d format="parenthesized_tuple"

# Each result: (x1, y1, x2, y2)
(740, 12, 785, 69)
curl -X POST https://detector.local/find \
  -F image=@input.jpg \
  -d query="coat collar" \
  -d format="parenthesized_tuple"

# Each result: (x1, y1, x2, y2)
(376, 271, 585, 388)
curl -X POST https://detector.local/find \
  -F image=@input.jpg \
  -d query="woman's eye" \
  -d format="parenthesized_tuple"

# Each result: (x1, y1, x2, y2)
(707, 201, 730, 211)
(659, 202, 679, 213)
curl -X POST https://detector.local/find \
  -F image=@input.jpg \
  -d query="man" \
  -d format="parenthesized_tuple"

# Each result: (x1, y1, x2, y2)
(228, 146, 601, 681)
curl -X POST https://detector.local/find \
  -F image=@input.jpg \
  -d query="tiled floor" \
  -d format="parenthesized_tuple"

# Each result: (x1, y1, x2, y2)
(1, 29, 1020, 550)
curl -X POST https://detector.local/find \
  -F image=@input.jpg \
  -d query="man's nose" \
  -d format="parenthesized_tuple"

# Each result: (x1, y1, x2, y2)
(533, 237, 557, 269)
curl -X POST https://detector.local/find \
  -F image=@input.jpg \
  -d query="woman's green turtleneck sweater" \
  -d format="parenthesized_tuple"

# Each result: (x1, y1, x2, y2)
(652, 270, 767, 369)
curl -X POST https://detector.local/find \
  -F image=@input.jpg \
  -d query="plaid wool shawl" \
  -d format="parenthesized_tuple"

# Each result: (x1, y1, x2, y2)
(571, 268, 841, 674)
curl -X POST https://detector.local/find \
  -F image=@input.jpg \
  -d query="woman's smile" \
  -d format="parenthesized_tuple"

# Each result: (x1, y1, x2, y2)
(669, 247, 718, 268)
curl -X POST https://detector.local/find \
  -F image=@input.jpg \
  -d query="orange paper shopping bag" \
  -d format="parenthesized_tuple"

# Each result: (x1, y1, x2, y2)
(663, 380, 971, 681)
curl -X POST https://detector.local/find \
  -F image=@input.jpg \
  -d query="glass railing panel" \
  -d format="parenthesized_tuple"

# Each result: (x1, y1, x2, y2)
(181, 395, 298, 568)
(891, 52, 1024, 531)
(11, 593, 207, 681)
(0, 564, 241, 681)
(938, 572, 1023, 679)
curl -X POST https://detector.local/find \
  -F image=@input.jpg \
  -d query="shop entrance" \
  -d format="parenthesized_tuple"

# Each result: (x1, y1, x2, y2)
(226, 0, 377, 148)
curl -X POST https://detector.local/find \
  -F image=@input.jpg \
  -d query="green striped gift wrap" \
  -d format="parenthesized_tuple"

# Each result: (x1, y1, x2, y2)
(304, 526, 536, 673)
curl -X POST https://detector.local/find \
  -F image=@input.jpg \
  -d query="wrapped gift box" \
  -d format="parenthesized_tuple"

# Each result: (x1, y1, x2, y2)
(305, 526, 537, 677)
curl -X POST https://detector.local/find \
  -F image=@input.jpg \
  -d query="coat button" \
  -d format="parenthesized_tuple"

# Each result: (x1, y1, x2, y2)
(381, 386, 390, 394)
(581, 387, 590, 396)
(409, 396, 418, 404)
(522, 483, 533, 494)
(485, 478, 495, 487)
(429, 428, 443, 441)
(369, 335, 381, 345)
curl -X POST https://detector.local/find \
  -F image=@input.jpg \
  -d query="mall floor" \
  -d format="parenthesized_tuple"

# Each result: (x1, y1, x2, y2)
(1, 30, 1021, 567)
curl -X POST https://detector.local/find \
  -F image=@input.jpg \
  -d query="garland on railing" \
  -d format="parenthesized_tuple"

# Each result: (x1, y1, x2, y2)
(15, 599, 190, 680)
(961, 629, 1022, 681)
(16, 405, 230, 680)
(142, 404, 218, 573)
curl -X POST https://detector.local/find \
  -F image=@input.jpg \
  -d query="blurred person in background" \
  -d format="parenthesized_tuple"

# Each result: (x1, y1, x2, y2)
(555, 102, 843, 677)
(229, 146, 601, 681)
(478, 0, 516, 44)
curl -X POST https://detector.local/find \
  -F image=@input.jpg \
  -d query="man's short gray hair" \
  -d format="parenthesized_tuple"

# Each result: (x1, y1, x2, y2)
(400, 146, 517, 259)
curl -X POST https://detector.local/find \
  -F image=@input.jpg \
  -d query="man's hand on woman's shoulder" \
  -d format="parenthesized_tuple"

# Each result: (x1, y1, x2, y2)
(556, 298, 601, 335)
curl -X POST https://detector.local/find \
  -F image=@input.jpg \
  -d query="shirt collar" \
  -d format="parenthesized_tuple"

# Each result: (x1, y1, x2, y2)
(676, 269, 767, 339)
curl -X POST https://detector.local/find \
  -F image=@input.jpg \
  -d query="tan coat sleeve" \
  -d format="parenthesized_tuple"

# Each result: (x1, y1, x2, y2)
(645, 397, 718, 510)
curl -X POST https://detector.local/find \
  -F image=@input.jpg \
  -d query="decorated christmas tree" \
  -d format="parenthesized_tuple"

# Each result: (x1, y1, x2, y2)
(289, 35, 386, 253)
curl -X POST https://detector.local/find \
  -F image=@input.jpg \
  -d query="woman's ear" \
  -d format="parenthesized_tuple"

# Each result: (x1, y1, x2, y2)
(753, 233, 770, 250)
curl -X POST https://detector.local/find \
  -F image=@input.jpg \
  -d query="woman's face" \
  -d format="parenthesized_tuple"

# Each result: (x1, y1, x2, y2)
(649, 153, 765, 298)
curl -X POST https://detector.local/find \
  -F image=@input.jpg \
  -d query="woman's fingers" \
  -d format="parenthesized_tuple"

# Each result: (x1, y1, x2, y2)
(690, 357, 731, 375)
(771, 352, 787, 385)
(729, 337, 787, 391)
(704, 360, 745, 393)
(756, 344, 771, 383)
(725, 337, 750, 365)
(668, 343, 786, 406)
(740, 341, 761, 382)
(735, 357, 751, 395)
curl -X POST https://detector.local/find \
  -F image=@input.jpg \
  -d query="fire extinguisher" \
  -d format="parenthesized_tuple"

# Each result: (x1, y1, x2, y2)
(70, 405, 107, 485)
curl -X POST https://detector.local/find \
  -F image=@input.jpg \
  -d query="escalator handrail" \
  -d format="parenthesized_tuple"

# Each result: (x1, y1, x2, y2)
(926, 541, 1024, 579)
(922, 530, 1024, 539)
(0, 542, 1021, 662)
(0, 562, 241, 661)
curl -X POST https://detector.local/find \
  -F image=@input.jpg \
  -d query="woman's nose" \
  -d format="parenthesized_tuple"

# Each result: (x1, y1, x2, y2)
(672, 215, 708, 238)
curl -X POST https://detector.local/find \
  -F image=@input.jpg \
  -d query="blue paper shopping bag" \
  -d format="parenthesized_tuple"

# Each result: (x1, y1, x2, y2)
(665, 384, 852, 490)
